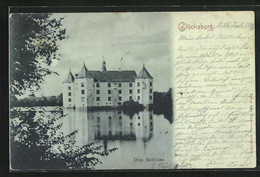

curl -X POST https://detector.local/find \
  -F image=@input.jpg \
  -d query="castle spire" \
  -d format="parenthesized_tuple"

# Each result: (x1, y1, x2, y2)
(102, 57, 106, 72)
(77, 62, 91, 78)
(63, 69, 74, 83)
(137, 64, 153, 79)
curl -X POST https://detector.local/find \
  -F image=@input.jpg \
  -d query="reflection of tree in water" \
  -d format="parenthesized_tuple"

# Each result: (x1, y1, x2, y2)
(10, 107, 117, 170)
(152, 88, 174, 124)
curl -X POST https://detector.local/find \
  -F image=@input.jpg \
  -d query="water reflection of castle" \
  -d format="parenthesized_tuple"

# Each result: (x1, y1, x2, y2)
(61, 109, 154, 148)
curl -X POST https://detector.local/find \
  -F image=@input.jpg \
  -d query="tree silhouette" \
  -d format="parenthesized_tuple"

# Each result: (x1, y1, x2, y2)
(9, 13, 66, 96)
(10, 107, 118, 170)
(9, 14, 118, 170)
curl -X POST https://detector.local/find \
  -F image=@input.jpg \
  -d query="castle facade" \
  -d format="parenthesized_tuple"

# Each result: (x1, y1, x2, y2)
(62, 61, 153, 108)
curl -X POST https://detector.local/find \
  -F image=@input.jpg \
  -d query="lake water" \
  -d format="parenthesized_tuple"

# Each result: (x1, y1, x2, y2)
(58, 108, 174, 169)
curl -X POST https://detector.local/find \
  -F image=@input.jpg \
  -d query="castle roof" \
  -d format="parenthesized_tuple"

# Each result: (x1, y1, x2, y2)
(73, 62, 141, 82)
(87, 70, 137, 82)
(77, 63, 92, 78)
(137, 65, 153, 79)
(63, 70, 74, 83)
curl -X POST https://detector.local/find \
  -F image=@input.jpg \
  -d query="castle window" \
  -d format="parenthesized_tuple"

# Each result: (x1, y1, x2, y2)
(68, 92, 71, 96)
(108, 90, 111, 94)
(137, 89, 140, 93)
(118, 83, 122, 87)
(96, 90, 100, 94)
(81, 90, 85, 94)
(137, 96, 140, 100)
(129, 96, 132, 100)
(129, 89, 132, 94)
(137, 82, 140, 87)
(68, 86, 71, 90)
(81, 97, 84, 102)
(138, 123, 140, 126)
(108, 97, 111, 101)
(119, 116, 122, 119)
(150, 96, 153, 100)
(119, 96, 122, 101)
(150, 82, 152, 87)
(138, 116, 140, 119)
(118, 102, 122, 106)
(81, 82, 84, 87)
(96, 83, 100, 87)
(96, 97, 100, 101)
(108, 83, 111, 87)
(68, 98, 71, 102)
(118, 90, 122, 94)
(150, 89, 152, 93)
(108, 116, 112, 119)
(130, 123, 133, 126)
(129, 83, 132, 87)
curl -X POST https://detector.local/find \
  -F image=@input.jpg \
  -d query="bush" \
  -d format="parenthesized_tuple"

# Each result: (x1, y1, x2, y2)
(10, 107, 117, 170)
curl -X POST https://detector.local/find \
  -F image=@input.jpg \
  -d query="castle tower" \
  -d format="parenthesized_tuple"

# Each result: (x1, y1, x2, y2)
(135, 64, 153, 105)
(62, 69, 75, 108)
(74, 62, 94, 108)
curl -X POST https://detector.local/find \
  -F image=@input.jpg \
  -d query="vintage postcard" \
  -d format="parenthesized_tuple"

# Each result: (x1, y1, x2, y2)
(9, 11, 255, 170)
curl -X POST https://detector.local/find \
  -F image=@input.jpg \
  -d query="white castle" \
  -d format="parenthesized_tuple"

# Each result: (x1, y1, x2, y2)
(62, 61, 153, 108)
